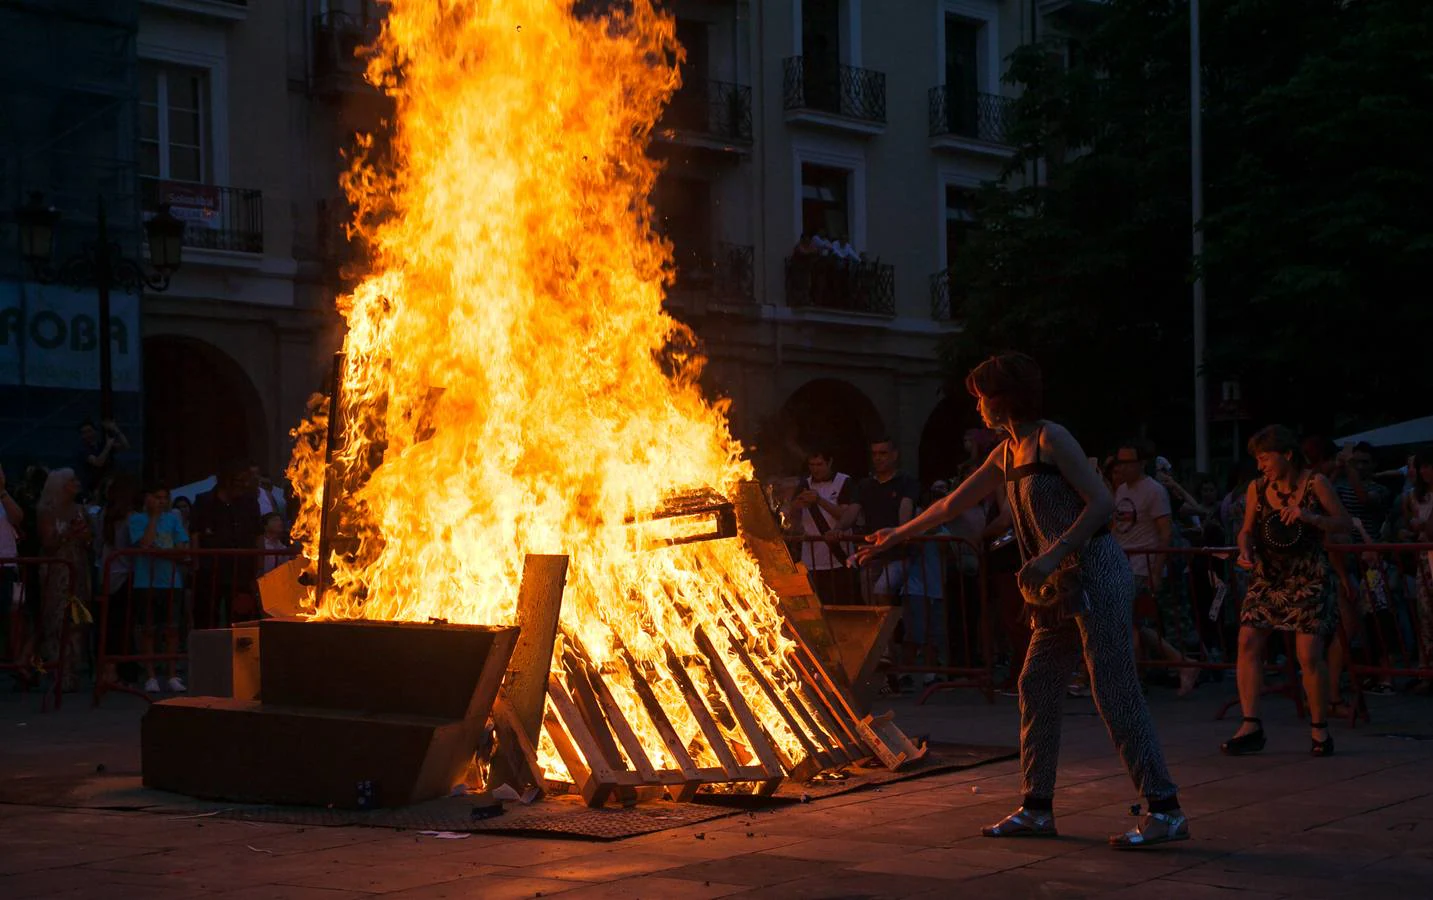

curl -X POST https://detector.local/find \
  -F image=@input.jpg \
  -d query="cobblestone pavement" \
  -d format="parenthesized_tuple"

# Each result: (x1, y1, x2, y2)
(2, 681, 1431, 899)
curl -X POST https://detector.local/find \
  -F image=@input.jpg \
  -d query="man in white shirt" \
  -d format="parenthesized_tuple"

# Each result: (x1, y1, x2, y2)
(1111, 444, 1198, 694)
(833, 236, 859, 261)
(1112, 446, 1173, 592)
(783, 449, 857, 605)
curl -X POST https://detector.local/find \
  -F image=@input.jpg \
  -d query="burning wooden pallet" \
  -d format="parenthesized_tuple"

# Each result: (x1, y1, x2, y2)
(307, 355, 923, 807)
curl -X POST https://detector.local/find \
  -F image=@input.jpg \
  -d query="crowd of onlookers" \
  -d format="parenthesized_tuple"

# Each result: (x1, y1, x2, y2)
(768, 428, 1433, 702)
(1, 419, 294, 695)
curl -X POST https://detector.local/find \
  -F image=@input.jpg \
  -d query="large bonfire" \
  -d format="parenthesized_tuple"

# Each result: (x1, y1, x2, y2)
(287, 0, 813, 778)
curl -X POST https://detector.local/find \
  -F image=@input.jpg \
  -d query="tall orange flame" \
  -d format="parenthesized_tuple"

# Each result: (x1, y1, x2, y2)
(288, 0, 815, 778)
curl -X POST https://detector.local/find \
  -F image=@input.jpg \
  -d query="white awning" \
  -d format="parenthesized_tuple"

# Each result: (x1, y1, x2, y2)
(1336, 415, 1433, 448)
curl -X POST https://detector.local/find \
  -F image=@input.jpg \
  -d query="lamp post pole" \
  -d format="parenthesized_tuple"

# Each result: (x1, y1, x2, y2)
(1191, 0, 1209, 472)
(95, 196, 116, 423)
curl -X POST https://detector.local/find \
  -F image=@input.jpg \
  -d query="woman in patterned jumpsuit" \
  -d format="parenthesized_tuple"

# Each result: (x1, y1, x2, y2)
(853, 353, 1187, 848)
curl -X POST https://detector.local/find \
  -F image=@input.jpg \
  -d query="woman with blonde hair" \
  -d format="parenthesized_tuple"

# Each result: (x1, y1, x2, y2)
(37, 468, 93, 691)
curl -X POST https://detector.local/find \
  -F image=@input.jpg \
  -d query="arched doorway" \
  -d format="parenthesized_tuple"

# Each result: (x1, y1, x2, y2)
(918, 391, 982, 485)
(142, 335, 268, 486)
(769, 378, 886, 480)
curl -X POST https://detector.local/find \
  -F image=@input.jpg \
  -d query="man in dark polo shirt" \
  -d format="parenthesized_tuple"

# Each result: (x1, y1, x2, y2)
(850, 437, 920, 605)
(190, 461, 261, 628)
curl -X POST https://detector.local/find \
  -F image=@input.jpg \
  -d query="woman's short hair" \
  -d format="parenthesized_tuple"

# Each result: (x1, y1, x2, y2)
(1247, 425, 1301, 459)
(964, 352, 1043, 421)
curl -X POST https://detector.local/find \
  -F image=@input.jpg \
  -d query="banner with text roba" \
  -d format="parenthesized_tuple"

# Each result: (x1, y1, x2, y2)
(0, 280, 141, 391)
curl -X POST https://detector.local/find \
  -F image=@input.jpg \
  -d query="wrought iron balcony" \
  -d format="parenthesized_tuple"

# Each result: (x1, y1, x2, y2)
(930, 268, 964, 321)
(141, 180, 263, 254)
(670, 242, 756, 304)
(785, 255, 895, 316)
(660, 79, 753, 145)
(928, 86, 1014, 146)
(312, 11, 379, 93)
(783, 57, 886, 126)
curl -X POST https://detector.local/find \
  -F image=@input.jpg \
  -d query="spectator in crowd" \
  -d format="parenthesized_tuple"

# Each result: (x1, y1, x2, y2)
(832, 234, 859, 261)
(1, 464, 23, 666)
(782, 449, 857, 605)
(810, 230, 834, 255)
(850, 437, 920, 606)
(129, 482, 189, 693)
(37, 468, 92, 692)
(856, 352, 1188, 847)
(253, 467, 288, 521)
(1302, 435, 1365, 715)
(792, 233, 819, 257)
(77, 419, 129, 501)
(1334, 441, 1391, 542)
(1111, 444, 1199, 695)
(257, 512, 290, 577)
(1223, 425, 1350, 758)
(897, 481, 953, 687)
(1400, 451, 1433, 694)
(171, 496, 193, 531)
(97, 474, 140, 688)
(191, 460, 261, 628)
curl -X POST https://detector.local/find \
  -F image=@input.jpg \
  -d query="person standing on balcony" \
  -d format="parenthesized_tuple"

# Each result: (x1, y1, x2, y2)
(852, 352, 1189, 848)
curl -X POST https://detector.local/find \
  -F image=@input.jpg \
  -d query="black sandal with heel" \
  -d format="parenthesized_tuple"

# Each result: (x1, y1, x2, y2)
(1221, 716, 1266, 756)
(1311, 721, 1334, 757)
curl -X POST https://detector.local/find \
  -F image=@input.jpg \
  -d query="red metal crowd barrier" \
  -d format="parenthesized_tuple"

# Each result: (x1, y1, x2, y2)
(791, 533, 1002, 705)
(94, 546, 299, 707)
(0, 556, 80, 711)
(791, 532, 1433, 726)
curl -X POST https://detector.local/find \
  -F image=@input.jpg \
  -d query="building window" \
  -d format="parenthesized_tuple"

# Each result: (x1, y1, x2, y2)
(801, 163, 850, 241)
(945, 185, 976, 267)
(139, 62, 210, 184)
(654, 175, 714, 284)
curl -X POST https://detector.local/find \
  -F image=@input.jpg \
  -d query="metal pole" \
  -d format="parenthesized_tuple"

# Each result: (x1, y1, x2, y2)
(314, 351, 346, 612)
(1191, 0, 1209, 472)
(96, 195, 115, 424)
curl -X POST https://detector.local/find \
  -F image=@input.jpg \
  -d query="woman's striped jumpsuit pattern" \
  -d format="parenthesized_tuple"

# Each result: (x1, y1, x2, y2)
(1006, 451, 1179, 804)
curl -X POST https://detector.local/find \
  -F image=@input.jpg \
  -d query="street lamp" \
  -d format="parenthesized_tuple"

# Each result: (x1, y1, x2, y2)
(16, 192, 184, 422)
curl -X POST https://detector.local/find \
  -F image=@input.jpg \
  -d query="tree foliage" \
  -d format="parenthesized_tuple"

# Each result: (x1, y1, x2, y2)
(946, 0, 1433, 457)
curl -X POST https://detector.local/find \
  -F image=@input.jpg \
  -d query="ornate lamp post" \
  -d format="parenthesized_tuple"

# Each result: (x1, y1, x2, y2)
(16, 193, 185, 422)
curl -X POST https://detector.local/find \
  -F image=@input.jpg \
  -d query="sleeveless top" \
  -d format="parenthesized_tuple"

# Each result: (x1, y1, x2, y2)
(1002, 424, 1124, 624)
(1253, 474, 1324, 556)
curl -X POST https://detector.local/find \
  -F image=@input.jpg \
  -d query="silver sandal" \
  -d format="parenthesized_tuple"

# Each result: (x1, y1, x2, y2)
(1109, 809, 1190, 849)
(982, 807, 1058, 838)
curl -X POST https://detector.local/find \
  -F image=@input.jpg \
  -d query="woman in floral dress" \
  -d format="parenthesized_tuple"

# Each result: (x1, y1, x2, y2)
(1222, 426, 1351, 757)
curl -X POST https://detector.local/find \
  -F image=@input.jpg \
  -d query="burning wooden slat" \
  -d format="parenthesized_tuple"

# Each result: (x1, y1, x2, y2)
(709, 625, 834, 777)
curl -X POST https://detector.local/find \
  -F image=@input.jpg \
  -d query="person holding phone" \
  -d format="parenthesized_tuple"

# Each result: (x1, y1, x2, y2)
(1223, 425, 1351, 758)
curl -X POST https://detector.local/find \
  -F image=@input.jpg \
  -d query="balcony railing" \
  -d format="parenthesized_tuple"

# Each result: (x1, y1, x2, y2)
(142, 179, 263, 254)
(783, 57, 886, 124)
(670, 242, 756, 303)
(930, 268, 964, 321)
(312, 11, 379, 90)
(928, 86, 1014, 145)
(661, 79, 753, 144)
(785, 255, 895, 316)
